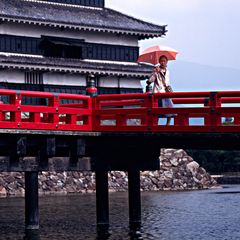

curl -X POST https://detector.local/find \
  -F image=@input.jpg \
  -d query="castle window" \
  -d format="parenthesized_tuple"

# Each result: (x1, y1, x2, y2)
(25, 72, 43, 85)
(41, 36, 84, 59)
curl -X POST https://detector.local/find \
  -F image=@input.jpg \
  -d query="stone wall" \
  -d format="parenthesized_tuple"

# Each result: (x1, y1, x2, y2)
(0, 149, 218, 197)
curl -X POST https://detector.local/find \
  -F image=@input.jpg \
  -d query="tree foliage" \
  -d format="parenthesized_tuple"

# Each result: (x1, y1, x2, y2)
(186, 150, 240, 174)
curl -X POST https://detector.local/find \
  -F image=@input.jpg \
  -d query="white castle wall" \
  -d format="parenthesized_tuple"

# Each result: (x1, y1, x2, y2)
(0, 22, 138, 46)
(119, 77, 142, 88)
(43, 72, 86, 86)
(0, 70, 142, 89)
(99, 76, 142, 88)
(0, 70, 24, 83)
(46, 74, 142, 89)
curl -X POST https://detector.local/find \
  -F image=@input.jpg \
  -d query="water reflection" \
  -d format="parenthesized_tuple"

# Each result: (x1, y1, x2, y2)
(95, 227, 143, 240)
(23, 230, 40, 240)
(96, 229, 111, 240)
(2, 186, 240, 239)
(95, 229, 143, 240)
(128, 229, 143, 240)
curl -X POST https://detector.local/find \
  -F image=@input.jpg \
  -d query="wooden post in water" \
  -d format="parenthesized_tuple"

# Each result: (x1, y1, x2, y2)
(24, 230, 40, 240)
(128, 169, 141, 231)
(25, 171, 39, 230)
(95, 170, 109, 235)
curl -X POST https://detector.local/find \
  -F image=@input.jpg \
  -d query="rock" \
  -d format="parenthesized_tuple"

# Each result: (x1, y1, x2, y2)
(198, 167, 206, 175)
(163, 171, 173, 179)
(163, 160, 172, 167)
(0, 186, 7, 197)
(170, 158, 179, 166)
(186, 161, 200, 174)
(173, 149, 186, 158)
(5, 175, 15, 184)
(164, 179, 173, 188)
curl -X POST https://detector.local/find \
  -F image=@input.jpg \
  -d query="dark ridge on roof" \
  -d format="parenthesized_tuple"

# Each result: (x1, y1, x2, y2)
(39, 0, 105, 8)
(0, 0, 166, 37)
(0, 55, 153, 77)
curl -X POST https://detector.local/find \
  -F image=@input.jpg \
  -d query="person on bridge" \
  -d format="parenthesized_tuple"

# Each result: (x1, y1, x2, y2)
(146, 55, 174, 125)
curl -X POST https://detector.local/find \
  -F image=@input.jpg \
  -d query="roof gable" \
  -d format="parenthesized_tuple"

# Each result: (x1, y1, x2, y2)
(0, 0, 166, 39)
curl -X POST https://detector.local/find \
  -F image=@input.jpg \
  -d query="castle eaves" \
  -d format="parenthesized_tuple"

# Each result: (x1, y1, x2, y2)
(0, 0, 167, 39)
(0, 54, 153, 78)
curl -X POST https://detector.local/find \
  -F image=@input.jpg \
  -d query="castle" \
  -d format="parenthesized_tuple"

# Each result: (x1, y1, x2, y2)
(0, 0, 166, 98)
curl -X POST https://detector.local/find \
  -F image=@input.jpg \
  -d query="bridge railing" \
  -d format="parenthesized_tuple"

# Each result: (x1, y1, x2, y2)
(0, 89, 93, 131)
(92, 91, 240, 132)
(0, 89, 240, 132)
(92, 93, 149, 132)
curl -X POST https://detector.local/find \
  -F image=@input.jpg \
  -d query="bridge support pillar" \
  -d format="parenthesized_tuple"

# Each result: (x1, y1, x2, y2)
(128, 169, 141, 231)
(25, 171, 39, 230)
(96, 170, 109, 236)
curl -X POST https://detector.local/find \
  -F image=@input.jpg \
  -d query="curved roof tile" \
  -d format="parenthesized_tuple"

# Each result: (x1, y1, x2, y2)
(0, 0, 166, 39)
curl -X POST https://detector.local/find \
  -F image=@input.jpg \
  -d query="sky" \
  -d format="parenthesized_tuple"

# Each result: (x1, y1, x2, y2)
(105, 0, 240, 70)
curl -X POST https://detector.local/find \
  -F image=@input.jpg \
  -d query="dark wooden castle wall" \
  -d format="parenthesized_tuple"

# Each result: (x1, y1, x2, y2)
(0, 34, 138, 62)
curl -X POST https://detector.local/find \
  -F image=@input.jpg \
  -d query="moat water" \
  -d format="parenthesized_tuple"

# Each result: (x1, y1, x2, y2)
(0, 185, 240, 240)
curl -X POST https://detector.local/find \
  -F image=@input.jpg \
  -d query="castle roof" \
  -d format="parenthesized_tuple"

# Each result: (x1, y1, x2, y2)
(0, 55, 153, 78)
(0, 0, 166, 40)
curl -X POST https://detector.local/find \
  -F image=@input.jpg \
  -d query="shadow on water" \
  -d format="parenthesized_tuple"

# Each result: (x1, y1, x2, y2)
(23, 230, 40, 240)
(96, 229, 144, 240)
(128, 229, 144, 240)
(22, 229, 144, 240)
(214, 191, 240, 194)
(210, 184, 240, 194)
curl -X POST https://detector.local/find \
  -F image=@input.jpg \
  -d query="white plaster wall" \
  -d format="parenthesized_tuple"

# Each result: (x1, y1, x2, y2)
(0, 70, 24, 83)
(0, 22, 138, 46)
(0, 70, 143, 89)
(119, 77, 142, 88)
(99, 76, 142, 88)
(98, 76, 119, 87)
(43, 72, 86, 86)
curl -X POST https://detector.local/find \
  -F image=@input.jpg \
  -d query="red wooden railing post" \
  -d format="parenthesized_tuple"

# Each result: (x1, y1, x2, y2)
(89, 97, 95, 131)
(139, 93, 148, 127)
(175, 114, 189, 126)
(204, 97, 210, 126)
(86, 74, 97, 131)
(145, 84, 155, 131)
(48, 93, 59, 129)
(209, 92, 221, 130)
(234, 116, 240, 125)
(11, 91, 22, 127)
(146, 93, 155, 131)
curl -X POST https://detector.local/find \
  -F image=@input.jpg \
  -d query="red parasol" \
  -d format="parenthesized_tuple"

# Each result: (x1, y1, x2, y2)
(137, 45, 178, 65)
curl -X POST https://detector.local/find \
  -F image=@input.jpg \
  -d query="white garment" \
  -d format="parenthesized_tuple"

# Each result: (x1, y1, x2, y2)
(147, 69, 170, 93)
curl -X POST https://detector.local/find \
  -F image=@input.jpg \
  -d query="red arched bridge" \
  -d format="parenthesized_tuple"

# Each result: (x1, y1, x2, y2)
(1, 88, 240, 235)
